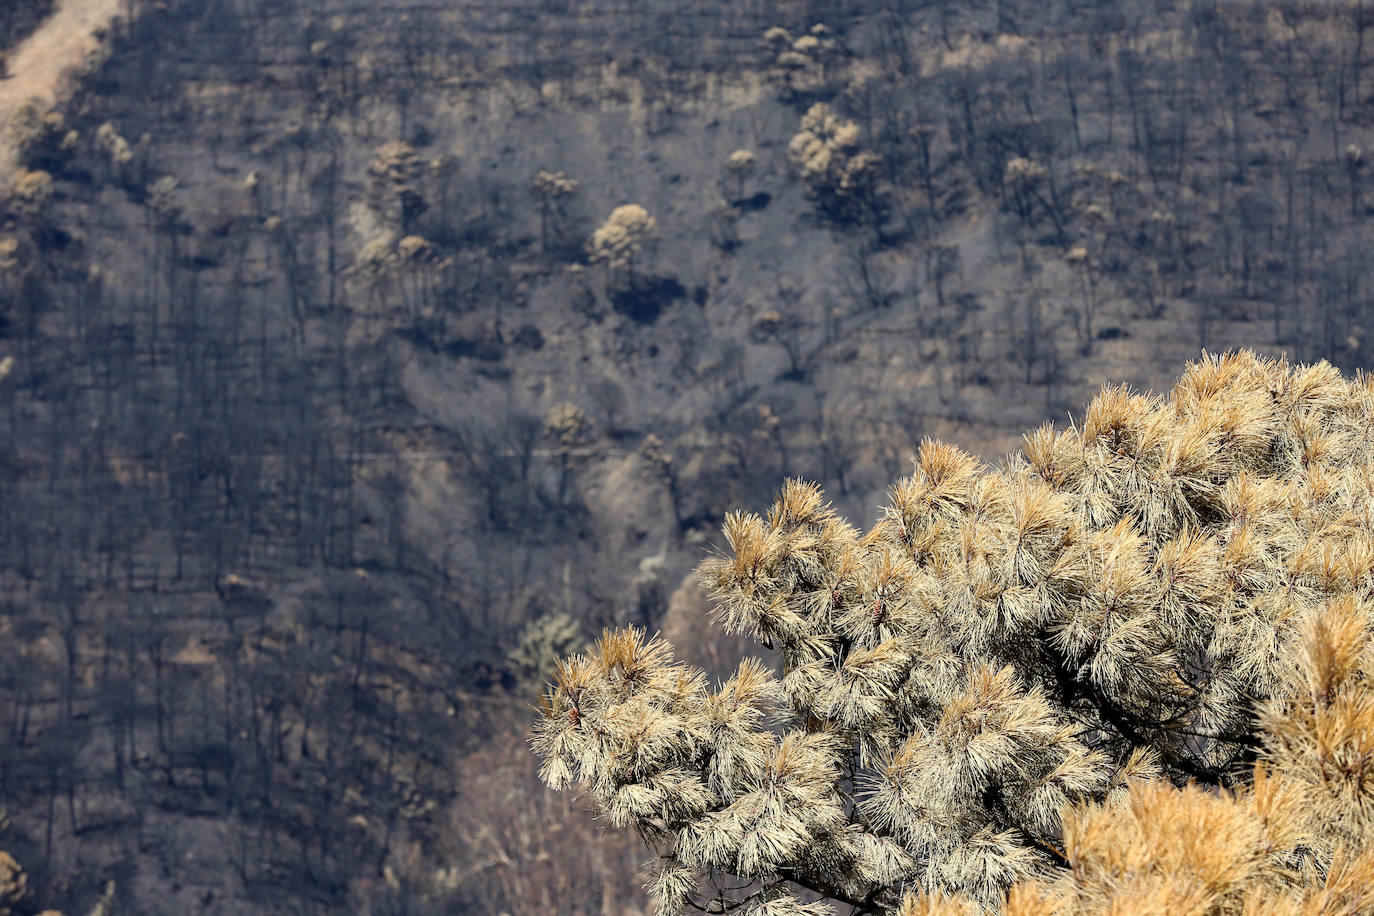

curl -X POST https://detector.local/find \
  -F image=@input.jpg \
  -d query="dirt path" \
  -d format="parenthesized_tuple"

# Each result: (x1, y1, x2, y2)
(0, 0, 122, 179)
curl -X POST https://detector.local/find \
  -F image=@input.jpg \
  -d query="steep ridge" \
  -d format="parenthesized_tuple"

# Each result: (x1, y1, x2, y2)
(1, 0, 1373, 913)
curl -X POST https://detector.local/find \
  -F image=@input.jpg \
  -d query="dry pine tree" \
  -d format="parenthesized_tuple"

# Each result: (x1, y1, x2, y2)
(532, 351, 1374, 915)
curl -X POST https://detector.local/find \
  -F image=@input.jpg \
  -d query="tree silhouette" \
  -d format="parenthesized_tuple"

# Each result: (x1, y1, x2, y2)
(587, 204, 658, 296)
(367, 140, 425, 232)
(789, 103, 881, 223)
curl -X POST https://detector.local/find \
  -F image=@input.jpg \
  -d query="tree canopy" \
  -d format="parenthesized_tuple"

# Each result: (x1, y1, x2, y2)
(533, 351, 1374, 915)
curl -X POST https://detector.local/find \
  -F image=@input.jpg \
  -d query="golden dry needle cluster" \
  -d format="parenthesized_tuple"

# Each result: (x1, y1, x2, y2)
(533, 351, 1374, 915)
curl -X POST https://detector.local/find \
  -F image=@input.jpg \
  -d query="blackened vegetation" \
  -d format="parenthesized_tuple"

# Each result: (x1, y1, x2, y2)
(2, 0, 1374, 913)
